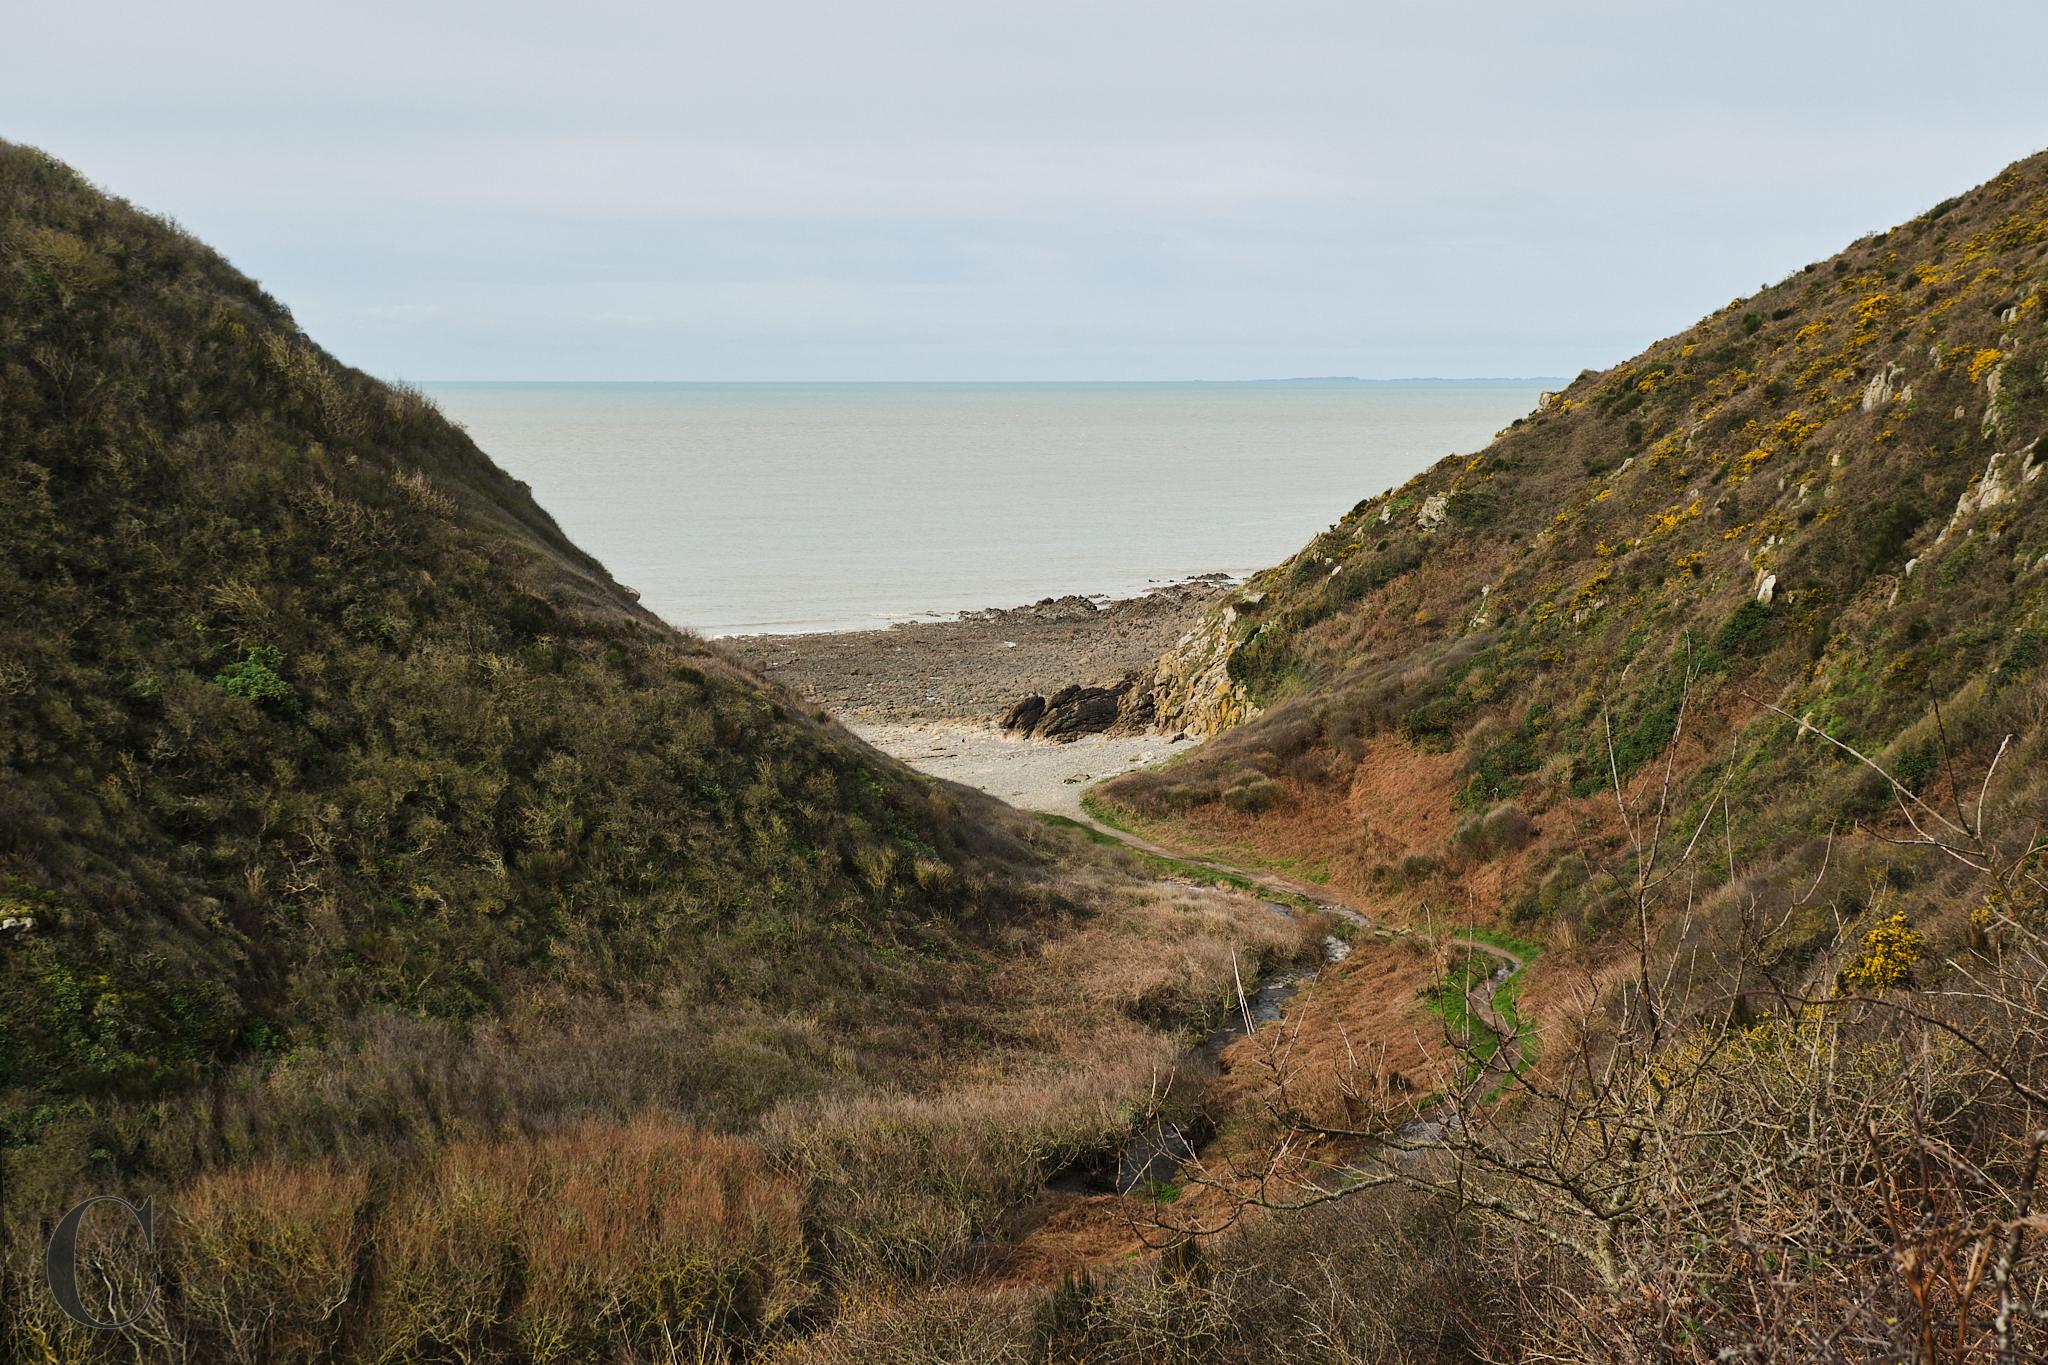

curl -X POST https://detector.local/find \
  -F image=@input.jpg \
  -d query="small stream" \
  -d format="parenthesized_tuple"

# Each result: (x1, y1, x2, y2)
(1049, 887, 1518, 1196)
(1053, 900, 1362, 1195)
(1384, 953, 1515, 1147)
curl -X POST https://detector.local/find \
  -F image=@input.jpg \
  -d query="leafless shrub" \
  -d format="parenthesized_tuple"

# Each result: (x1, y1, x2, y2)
(1120, 657, 2048, 1361)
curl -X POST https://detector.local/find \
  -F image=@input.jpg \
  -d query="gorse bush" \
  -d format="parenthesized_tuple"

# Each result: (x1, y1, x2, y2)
(1837, 908, 1925, 991)
(1109, 144, 2048, 937)
(6, 133, 2048, 1365)
(1066, 147, 2048, 1362)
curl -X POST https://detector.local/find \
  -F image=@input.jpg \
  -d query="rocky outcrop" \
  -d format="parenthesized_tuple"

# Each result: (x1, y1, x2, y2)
(735, 576, 1230, 726)
(1134, 601, 1256, 738)
(1039, 682, 1125, 740)
(995, 583, 1262, 743)
(1937, 438, 2041, 543)
(1000, 675, 1151, 742)
(1862, 361, 1905, 412)
(998, 693, 1046, 734)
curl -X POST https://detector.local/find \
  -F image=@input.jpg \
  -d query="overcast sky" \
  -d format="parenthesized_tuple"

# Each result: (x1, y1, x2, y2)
(10, 2, 2048, 381)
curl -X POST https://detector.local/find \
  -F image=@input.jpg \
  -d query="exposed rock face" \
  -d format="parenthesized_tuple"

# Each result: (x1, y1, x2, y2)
(1137, 603, 1255, 738)
(1000, 676, 1146, 742)
(1417, 493, 1450, 531)
(1862, 361, 1905, 412)
(998, 693, 1046, 734)
(1938, 438, 2041, 543)
(996, 589, 1256, 743)
(1041, 683, 1122, 739)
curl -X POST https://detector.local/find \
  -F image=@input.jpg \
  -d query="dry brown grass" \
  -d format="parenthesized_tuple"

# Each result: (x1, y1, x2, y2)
(1207, 935, 1452, 1137)
(167, 1160, 370, 1364)
(2, 861, 1310, 1364)
(760, 870, 1312, 1288)
(374, 1117, 808, 1361)
(1033, 880, 1313, 1028)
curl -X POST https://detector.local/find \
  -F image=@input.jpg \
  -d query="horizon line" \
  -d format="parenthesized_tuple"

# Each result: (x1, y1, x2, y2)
(408, 375, 1574, 387)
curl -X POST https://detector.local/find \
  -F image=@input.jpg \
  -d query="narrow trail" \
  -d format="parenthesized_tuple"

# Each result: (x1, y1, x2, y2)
(977, 799, 1538, 1287)
(1068, 805, 1527, 1070)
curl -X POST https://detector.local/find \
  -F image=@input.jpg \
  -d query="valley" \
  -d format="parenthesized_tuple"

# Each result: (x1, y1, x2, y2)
(5, 138, 2048, 1362)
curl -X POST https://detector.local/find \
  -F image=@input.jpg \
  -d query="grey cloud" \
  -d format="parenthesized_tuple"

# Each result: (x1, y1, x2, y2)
(9, 1, 2046, 379)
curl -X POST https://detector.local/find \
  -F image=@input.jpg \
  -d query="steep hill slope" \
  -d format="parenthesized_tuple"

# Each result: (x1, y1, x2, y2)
(0, 148, 1328, 1363)
(0, 140, 1037, 1157)
(1005, 150, 2048, 1365)
(1105, 149, 2048, 961)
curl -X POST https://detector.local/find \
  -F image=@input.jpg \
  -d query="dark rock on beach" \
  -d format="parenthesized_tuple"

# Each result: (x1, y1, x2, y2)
(1019, 680, 1126, 741)
(999, 693, 1047, 733)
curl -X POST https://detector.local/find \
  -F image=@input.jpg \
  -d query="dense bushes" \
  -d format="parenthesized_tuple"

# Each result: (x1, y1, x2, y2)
(7, 1117, 810, 1362)
(1133, 146, 2048, 918)
(0, 142, 1042, 1233)
(1448, 802, 1532, 864)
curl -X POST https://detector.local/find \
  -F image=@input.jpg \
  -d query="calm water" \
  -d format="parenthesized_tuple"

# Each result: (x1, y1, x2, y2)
(419, 381, 1551, 636)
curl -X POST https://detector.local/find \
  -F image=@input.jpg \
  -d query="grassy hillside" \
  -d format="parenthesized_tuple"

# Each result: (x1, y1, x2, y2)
(9, 136, 2048, 1361)
(0, 134, 1170, 1255)
(1029, 151, 2048, 1361)
(1108, 149, 2048, 951)
(0, 139, 1038, 1121)
(0, 141, 1325, 1365)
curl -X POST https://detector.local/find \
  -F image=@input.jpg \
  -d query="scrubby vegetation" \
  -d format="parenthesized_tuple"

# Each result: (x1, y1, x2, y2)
(0, 140, 1028, 1117)
(1062, 147, 2048, 1359)
(1111, 148, 2048, 925)
(0, 142, 1316, 1360)
(8, 137, 2048, 1362)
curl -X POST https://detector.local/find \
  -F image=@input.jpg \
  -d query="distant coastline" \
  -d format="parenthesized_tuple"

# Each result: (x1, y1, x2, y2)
(420, 375, 1569, 388)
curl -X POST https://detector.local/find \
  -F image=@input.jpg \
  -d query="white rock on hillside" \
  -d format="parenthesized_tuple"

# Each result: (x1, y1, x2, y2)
(1862, 362, 1904, 412)
(1938, 439, 2040, 543)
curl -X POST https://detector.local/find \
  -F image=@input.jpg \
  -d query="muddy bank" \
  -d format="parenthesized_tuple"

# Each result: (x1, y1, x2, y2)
(729, 576, 1230, 724)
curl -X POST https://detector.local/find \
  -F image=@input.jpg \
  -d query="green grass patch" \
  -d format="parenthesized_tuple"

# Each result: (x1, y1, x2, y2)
(1420, 928, 1544, 1091)
(1036, 813, 1281, 900)
(1080, 794, 1333, 885)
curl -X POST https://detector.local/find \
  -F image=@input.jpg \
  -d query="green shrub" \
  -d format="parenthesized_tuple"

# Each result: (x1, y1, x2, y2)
(212, 645, 294, 705)
(1892, 740, 1939, 793)
(1222, 776, 1286, 814)
(1458, 736, 1538, 809)
(1996, 630, 2046, 684)
(1450, 803, 1533, 864)
(1713, 601, 1773, 661)
(1856, 496, 1930, 573)
(1399, 692, 1474, 749)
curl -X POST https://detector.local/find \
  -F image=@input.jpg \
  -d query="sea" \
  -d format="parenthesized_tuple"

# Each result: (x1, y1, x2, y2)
(418, 381, 1554, 637)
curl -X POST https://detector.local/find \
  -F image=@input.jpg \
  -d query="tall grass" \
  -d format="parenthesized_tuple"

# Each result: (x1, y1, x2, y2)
(5, 1117, 807, 1365)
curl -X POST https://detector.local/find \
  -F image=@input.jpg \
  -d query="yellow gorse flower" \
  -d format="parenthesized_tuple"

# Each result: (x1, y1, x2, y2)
(1839, 911, 1924, 992)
